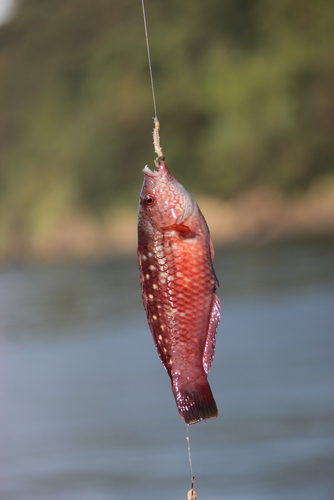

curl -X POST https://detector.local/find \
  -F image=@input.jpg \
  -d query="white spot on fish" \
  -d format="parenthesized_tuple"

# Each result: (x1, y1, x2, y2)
(142, 255, 147, 261)
(146, 274, 150, 280)
(149, 265, 156, 271)
(176, 271, 183, 278)
(148, 252, 153, 258)
(163, 347, 167, 353)
(148, 294, 154, 301)
(156, 245, 163, 252)
(158, 334, 162, 340)
(160, 278, 166, 284)
(152, 315, 157, 320)
(152, 284, 158, 290)
(161, 324, 166, 331)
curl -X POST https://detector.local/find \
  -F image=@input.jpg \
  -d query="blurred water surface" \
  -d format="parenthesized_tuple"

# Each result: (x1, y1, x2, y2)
(1, 239, 333, 500)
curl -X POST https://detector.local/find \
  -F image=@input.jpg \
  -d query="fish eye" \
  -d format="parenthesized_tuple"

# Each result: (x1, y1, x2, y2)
(145, 194, 155, 206)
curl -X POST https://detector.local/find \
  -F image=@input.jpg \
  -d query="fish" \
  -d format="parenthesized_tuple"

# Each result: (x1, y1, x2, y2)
(137, 160, 220, 425)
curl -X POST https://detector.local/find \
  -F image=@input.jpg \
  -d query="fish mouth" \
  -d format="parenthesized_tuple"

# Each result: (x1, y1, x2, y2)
(142, 161, 168, 178)
(142, 165, 159, 177)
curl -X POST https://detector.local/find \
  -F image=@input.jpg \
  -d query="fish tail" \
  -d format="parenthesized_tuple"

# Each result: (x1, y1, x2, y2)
(172, 379, 218, 425)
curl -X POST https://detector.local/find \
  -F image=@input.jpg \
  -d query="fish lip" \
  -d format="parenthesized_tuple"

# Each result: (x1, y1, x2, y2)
(142, 165, 159, 177)
(142, 162, 167, 177)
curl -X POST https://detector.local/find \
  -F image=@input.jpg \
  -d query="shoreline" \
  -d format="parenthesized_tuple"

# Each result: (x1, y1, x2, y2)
(2, 178, 334, 264)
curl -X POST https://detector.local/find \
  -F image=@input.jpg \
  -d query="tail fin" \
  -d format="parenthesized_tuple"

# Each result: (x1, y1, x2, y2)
(172, 378, 218, 425)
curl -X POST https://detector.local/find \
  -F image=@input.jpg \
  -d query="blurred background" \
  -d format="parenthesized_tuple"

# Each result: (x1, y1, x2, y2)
(1, 1, 334, 499)
(0, 0, 334, 260)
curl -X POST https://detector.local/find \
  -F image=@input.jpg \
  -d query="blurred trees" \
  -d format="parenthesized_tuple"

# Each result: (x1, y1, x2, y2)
(0, 0, 333, 247)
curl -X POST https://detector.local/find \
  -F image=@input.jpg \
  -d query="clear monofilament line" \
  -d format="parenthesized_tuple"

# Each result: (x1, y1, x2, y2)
(141, 0, 158, 119)
(186, 426, 195, 489)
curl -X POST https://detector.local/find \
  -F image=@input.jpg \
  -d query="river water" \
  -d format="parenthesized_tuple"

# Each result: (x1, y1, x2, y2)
(1, 239, 333, 500)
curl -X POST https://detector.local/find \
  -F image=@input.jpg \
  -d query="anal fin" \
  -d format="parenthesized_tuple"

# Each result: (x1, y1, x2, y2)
(203, 294, 220, 374)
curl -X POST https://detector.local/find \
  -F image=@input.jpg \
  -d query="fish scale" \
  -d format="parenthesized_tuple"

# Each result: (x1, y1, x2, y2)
(138, 161, 220, 424)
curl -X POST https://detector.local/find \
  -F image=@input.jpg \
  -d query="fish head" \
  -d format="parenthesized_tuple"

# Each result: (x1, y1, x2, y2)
(139, 161, 195, 229)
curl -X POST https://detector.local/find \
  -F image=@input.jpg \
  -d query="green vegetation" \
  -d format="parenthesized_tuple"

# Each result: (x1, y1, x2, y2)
(1, 0, 334, 254)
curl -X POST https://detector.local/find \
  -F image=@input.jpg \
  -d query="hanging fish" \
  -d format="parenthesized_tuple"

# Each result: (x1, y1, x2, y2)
(137, 159, 220, 424)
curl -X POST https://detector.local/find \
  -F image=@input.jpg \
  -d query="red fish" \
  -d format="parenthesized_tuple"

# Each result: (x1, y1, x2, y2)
(137, 161, 220, 424)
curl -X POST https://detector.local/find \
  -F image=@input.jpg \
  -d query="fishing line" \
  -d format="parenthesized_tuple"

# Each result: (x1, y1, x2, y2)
(141, 0, 164, 164)
(186, 425, 196, 497)
(140, 2, 197, 498)
(141, 0, 158, 120)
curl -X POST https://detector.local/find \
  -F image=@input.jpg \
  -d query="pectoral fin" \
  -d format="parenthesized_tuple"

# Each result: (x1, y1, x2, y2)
(163, 224, 195, 239)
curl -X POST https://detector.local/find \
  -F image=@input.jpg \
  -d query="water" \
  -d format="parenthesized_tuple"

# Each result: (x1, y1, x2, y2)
(1, 239, 333, 500)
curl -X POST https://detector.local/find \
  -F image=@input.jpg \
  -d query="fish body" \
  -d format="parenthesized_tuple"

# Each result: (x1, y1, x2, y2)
(137, 161, 220, 424)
